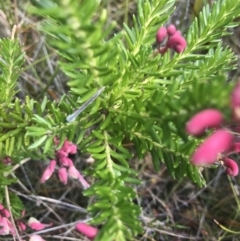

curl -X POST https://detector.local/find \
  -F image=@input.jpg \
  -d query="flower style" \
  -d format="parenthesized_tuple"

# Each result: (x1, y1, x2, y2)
(75, 222, 98, 240)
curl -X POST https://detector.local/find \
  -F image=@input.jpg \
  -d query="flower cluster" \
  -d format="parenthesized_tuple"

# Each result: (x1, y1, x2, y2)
(40, 138, 90, 189)
(0, 203, 52, 241)
(156, 24, 187, 54)
(186, 81, 240, 176)
(0, 203, 16, 236)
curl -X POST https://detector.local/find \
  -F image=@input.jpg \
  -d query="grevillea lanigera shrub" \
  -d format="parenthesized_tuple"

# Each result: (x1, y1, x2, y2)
(1, 0, 240, 240)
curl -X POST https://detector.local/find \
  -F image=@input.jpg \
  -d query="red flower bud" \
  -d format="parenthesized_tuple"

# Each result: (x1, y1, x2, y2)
(174, 42, 187, 53)
(223, 158, 239, 176)
(191, 130, 233, 165)
(167, 24, 177, 36)
(166, 31, 181, 47)
(156, 27, 167, 43)
(186, 109, 223, 136)
(167, 31, 187, 53)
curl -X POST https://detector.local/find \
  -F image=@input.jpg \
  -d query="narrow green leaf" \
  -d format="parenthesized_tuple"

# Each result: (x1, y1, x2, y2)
(28, 135, 48, 149)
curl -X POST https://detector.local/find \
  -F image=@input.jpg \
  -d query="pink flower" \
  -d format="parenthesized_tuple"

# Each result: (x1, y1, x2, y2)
(40, 138, 79, 185)
(191, 129, 233, 165)
(173, 40, 187, 53)
(68, 166, 90, 189)
(2, 209, 10, 218)
(75, 223, 98, 240)
(156, 27, 167, 43)
(58, 156, 73, 167)
(40, 160, 56, 183)
(58, 167, 68, 185)
(78, 173, 90, 189)
(15, 209, 27, 232)
(56, 149, 68, 158)
(17, 221, 26, 232)
(29, 235, 46, 241)
(16, 209, 27, 232)
(167, 24, 176, 36)
(48, 160, 56, 172)
(28, 217, 52, 231)
(68, 165, 80, 179)
(62, 140, 77, 154)
(0, 216, 15, 235)
(186, 109, 223, 136)
(223, 158, 239, 176)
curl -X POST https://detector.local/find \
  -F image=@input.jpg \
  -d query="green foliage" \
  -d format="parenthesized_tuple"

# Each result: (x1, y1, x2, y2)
(0, 39, 24, 103)
(0, 0, 239, 240)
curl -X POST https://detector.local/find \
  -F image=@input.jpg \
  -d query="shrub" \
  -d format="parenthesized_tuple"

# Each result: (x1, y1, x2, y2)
(0, 0, 240, 240)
